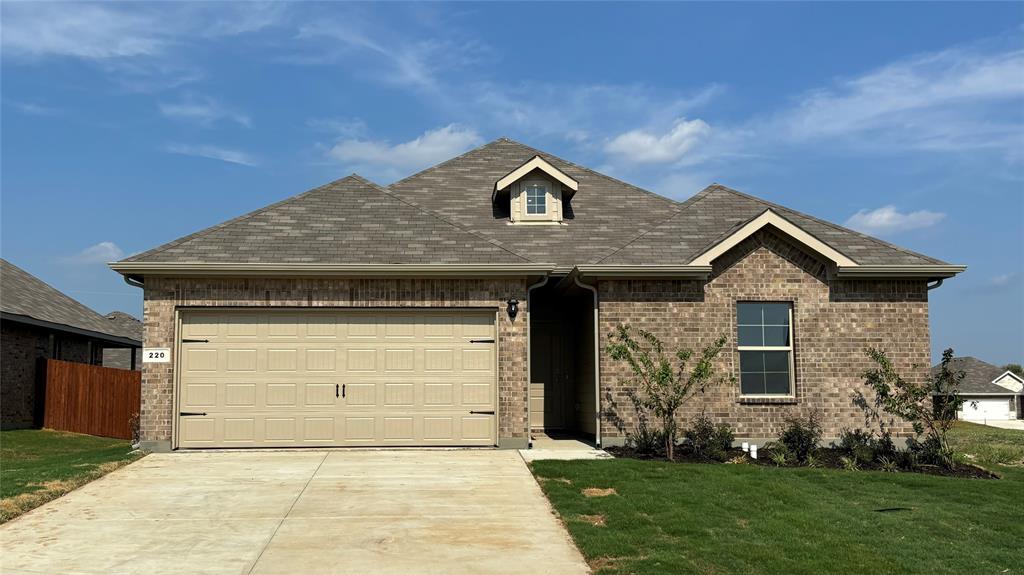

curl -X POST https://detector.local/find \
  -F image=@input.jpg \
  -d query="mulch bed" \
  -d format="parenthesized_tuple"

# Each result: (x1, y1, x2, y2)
(606, 446, 999, 479)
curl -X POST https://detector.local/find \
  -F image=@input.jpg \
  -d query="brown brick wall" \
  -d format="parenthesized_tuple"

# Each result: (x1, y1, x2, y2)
(1, 321, 92, 429)
(598, 230, 930, 443)
(140, 277, 529, 446)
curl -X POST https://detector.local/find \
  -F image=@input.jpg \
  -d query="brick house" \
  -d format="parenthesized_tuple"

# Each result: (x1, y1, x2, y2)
(110, 139, 964, 452)
(1, 259, 142, 429)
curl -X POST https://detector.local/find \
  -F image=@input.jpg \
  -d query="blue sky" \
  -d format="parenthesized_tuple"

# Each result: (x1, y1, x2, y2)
(2, 2, 1022, 365)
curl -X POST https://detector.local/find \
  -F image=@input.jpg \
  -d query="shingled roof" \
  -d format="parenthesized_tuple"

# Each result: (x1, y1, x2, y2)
(934, 357, 1023, 395)
(122, 175, 531, 265)
(116, 138, 953, 271)
(1, 259, 141, 345)
(598, 184, 945, 266)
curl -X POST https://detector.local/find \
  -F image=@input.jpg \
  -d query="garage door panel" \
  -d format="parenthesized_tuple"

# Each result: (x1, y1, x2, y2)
(177, 310, 496, 448)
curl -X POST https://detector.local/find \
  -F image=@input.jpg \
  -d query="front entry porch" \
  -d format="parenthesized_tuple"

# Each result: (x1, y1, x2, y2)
(529, 279, 598, 445)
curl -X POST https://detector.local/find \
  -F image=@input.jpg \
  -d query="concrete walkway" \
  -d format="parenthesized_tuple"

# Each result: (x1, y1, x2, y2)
(979, 420, 1024, 430)
(0, 450, 589, 575)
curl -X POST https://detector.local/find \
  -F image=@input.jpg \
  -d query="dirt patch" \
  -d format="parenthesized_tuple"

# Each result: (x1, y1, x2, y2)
(582, 487, 617, 498)
(538, 476, 573, 485)
(578, 514, 607, 527)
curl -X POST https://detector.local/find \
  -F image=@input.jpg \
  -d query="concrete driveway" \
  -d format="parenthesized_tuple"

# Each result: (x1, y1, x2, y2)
(0, 450, 589, 575)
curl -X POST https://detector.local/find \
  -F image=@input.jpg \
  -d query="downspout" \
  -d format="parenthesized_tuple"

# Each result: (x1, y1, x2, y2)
(573, 274, 601, 447)
(926, 279, 943, 291)
(123, 274, 145, 289)
(525, 275, 550, 449)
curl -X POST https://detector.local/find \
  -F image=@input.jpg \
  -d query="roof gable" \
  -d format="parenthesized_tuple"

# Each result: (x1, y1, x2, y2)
(598, 184, 953, 270)
(993, 371, 1024, 393)
(933, 357, 1020, 395)
(494, 155, 579, 199)
(690, 208, 857, 267)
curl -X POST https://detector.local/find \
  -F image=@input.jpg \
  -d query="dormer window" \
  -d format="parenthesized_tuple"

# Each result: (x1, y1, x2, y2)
(492, 155, 578, 225)
(526, 183, 547, 215)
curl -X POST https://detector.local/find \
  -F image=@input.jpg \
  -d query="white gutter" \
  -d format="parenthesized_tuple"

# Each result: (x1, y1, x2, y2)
(108, 262, 557, 278)
(573, 275, 601, 447)
(525, 275, 550, 449)
(834, 265, 966, 279)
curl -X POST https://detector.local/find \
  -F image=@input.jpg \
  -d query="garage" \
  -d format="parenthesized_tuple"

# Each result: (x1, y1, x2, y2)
(176, 309, 497, 448)
(960, 397, 1013, 422)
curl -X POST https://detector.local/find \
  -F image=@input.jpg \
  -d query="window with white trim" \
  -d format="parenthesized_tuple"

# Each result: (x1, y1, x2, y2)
(525, 183, 547, 214)
(737, 302, 794, 395)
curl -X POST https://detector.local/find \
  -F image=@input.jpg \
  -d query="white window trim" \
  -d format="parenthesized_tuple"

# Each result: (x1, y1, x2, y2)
(737, 303, 796, 398)
(516, 178, 561, 223)
(525, 182, 548, 216)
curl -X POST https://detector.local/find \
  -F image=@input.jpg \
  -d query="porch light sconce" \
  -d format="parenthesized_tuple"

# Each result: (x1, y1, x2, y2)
(506, 298, 520, 321)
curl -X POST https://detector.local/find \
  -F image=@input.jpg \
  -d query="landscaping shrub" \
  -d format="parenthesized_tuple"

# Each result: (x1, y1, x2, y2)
(862, 347, 965, 468)
(683, 413, 734, 460)
(607, 325, 732, 460)
(779, 412, 822, 463)
(627, 413, 667, 457)
(835, 428, 897, 464)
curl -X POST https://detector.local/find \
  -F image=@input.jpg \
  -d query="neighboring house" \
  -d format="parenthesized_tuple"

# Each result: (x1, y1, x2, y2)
(1, 259, 142, 429)
(934, 357, 1024, 422)
(109, 138, 965, 452)
(102, 311, 144, 369)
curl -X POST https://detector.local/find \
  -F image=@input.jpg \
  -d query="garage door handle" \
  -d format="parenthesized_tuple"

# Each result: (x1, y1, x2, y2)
(469, 410, 495, 415)
(336, 384, 345, 398)
(469, 339, 495, 344)
(180, 412, 207, 416)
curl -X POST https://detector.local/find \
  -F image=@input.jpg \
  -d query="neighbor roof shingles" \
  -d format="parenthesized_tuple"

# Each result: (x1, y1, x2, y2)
(1, 259, 142, 343)
(934, 357, 1021, 395)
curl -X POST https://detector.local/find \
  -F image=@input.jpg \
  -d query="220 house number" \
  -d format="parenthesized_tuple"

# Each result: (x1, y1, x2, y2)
(142, 348, 171, 363)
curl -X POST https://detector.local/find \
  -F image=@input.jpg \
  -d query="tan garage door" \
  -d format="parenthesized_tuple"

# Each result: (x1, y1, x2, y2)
(176, 309, 497, 448)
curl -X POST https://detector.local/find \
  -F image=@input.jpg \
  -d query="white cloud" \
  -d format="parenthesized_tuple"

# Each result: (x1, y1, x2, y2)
(604, 118, 712, 165)
(165, 144, 258, 166)
(328, 124, 481, 178)
(159, 95, 251, 127)
(7, 100, 61, 116)
(1, 3, 166, 60)
(774, 43, 1024, 154)
(844, 205, 946, 235)
(64, 241, 124, 264)
(989, 273, 1016, 288)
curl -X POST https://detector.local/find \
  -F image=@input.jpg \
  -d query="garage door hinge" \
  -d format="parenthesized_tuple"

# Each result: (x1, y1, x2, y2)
(469, 339, 495, 344)
(179, 412, 207, 416)
(469, 410, 495, 415)
(181, 338, 209, 343)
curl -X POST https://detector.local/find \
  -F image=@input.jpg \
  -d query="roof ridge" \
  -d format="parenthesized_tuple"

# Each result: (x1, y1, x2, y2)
(362, 179, 535, 264)
(386, 137, 507, 189)
(590, 186, 718, 264)
(708, 184, 946, 265)
(121, 175, 372, 263)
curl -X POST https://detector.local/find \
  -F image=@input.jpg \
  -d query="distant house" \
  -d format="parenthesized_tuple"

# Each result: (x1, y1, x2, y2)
(0, 259, 142, 429)
(934, 357, 1024, 422)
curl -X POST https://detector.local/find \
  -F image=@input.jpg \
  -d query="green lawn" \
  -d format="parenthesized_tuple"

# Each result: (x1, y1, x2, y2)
(532, 424, 1024, 575)
(1, 429, 142, 522)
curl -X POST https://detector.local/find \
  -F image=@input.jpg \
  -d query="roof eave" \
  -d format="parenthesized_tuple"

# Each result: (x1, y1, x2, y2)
(108, 262, 557, 279)
(0, 312, 141, 347)
(834, 265, 967, 280)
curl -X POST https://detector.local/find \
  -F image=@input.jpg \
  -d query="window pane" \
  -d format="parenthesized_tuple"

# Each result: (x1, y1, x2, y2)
(740, 372, 766, 395)
(736, 303, 763, 325)
(739, 351, 764, 372)
(762, 303, 790, 325)
(764, 372, 791, 394)
(737, 326, 763, 347)
(762, 351, 790, 372)
(763, 326, 790, 347)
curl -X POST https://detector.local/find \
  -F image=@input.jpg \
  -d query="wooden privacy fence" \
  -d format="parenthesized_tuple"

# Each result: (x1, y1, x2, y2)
(42, 359, 141, 440)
